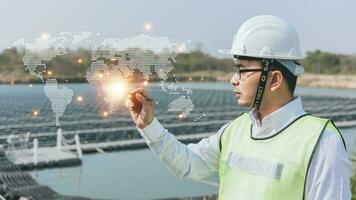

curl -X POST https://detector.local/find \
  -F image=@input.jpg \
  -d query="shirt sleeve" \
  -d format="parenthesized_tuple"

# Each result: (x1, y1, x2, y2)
(137, 117, 230, 183)
(306, 128, 352, 200)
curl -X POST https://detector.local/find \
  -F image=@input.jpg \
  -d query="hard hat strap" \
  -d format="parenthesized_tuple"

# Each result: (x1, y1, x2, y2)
(252, 59, 273, 110)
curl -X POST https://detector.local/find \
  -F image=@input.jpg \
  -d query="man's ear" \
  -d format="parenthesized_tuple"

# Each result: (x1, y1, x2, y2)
(270, 70, 283, 92)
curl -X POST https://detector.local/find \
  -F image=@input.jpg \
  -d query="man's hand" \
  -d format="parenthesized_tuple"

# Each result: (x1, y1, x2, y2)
(125, 88, 154, 129)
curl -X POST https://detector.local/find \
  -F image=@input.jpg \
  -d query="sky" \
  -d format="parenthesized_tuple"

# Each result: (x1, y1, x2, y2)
(1, 0, 356, 57)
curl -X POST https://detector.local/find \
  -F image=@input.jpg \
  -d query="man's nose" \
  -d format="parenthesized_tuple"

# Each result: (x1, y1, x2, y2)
(230, 73, 240, 86)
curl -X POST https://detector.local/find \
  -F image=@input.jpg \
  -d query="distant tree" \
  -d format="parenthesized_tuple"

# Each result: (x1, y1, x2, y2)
(303, 50, 347, 74)
(175, 51, 233, 73)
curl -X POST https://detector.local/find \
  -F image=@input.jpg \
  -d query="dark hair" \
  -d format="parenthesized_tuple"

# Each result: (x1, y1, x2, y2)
(235, 56, 297, 94)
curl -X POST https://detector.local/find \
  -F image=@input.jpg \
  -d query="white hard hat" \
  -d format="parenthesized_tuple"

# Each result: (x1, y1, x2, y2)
(220, 15, 304, 76)
(220, 15, 303, 60)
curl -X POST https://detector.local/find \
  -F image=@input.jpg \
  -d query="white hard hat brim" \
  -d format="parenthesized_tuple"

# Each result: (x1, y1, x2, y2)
(276, 60, 305, 77)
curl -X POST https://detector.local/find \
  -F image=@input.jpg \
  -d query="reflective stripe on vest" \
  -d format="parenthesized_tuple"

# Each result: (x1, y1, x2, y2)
(218, 113, 345, 200)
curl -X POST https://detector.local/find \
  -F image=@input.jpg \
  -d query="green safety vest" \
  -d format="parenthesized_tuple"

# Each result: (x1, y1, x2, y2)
(218, 113, 346, 200)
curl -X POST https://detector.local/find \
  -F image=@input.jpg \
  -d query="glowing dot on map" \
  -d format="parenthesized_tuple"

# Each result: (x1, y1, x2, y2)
(78, 59, 82, 63)
(33, 110, 39, 116)
(41, 32, 50, 40)
(178, 45, 185, 52)
(102, 111, 109, 117)
(144, 22, 153, 32)
(47, 70, 53, 75)
(77, 96, 83, 102)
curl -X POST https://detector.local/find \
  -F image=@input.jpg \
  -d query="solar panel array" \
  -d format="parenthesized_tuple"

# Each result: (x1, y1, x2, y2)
(0, 85, 355, 149)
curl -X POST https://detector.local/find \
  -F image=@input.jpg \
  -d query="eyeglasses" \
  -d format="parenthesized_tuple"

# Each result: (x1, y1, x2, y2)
(234, 65, 263, 80)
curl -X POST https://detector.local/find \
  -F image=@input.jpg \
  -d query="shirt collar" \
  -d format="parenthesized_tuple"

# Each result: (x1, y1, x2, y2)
(248, 97, 307, 138)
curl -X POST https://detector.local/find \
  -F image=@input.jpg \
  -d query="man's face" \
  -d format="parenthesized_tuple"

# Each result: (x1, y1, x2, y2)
(230, 59, 262, 108)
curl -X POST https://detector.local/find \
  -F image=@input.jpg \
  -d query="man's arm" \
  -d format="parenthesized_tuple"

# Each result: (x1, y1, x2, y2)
(306, 128, 351, 200)
(138, 117, 229, 181)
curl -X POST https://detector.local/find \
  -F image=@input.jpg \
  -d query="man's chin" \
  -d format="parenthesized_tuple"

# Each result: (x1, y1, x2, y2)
(237, 99, 251, 108)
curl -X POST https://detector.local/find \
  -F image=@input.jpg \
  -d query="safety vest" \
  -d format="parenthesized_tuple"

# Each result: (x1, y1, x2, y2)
(218, 113, 346, 200)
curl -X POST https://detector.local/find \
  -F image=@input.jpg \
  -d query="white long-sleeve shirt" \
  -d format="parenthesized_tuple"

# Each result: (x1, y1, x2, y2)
(137, 97, 351, 200)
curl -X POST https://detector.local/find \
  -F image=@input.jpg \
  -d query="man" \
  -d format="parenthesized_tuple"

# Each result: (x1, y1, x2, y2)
(126, 15, 351, 199)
